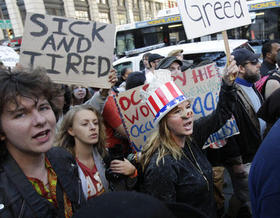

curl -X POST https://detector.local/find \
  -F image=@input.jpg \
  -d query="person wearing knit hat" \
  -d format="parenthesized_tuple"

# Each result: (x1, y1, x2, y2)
(139, 56, 239, 218)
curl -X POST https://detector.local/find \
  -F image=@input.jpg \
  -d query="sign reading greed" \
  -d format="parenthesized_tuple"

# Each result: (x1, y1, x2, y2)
(177, 0, 251, 39)
(20, 13, 115, 88)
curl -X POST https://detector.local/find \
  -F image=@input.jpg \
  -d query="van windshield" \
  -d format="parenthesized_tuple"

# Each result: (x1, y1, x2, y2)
(184, 52, 226, 67)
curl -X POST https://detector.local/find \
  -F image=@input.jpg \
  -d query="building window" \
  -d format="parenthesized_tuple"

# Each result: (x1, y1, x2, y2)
(16, 0, 26, 22)
(118, 0, 125, 7)
(133, 0, 139, 8)
(118, 13, 127, 25)
(145, 0, 152, 20)
(0, 0, 9, 20)
(145, 1, 151, 10)
(74, 0, 90, 20)
(134, 14, 140, 22)
(99, 12, 111, 23)
(75, 10, 89, 20)
(44, 0, 65, 16)
(97, 0, 108, 4)
(155, 3, 162, 11)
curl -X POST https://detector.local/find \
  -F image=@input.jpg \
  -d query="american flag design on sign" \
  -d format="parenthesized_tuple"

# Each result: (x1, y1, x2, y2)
(146, 81, 188, 124)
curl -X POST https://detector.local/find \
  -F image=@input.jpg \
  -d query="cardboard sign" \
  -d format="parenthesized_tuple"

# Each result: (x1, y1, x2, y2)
(177, 0, 251, 39)
(173, 63, 239, 148)
(116, 63, 239, 151)
(20, 13, 115, 88)
(115, 85, 155, 152)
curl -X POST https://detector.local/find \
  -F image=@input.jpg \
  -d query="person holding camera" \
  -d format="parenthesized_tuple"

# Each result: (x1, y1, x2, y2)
(56, 104, 137, 199)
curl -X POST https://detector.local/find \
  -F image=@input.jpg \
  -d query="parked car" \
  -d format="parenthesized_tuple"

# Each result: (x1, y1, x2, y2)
(113, 39, 249, 75)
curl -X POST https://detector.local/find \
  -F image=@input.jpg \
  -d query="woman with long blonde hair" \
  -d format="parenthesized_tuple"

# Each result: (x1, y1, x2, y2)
(56, 104, 136, 199)
(139, 57, 239, 218)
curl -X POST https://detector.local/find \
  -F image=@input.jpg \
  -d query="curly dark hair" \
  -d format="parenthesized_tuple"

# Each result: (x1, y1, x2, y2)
(0, 67, 58, 164)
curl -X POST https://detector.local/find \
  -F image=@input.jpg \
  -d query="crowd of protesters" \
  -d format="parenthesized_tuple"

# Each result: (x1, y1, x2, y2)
(0, 39, 280, 218)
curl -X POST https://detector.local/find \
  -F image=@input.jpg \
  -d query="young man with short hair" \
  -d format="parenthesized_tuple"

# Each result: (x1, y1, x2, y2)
(0, 68, 85, 217)
(260, 40, 280, 77)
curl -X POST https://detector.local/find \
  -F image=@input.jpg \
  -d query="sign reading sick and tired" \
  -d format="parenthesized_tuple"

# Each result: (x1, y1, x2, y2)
(177, 0, 251, 39)
(20, 13, 115, 88)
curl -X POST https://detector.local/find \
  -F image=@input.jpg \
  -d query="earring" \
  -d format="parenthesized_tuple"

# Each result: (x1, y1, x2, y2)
(0, 136, 5, 141)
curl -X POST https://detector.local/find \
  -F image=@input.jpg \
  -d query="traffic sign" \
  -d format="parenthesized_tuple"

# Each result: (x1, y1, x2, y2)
(0, 20, 12, 29)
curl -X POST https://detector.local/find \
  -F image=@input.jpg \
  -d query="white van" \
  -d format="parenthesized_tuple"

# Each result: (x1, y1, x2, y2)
(113, 39, 249, 74)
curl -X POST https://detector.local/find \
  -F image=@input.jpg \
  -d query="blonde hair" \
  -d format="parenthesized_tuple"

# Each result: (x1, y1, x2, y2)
(55, 104, 107, 158)
(140, 114, 191, 171)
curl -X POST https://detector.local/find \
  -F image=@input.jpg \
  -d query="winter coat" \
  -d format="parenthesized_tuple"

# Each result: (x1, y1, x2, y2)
(0, 147, 86, 218)
(221, 84, 264, 164)
(140, 81, 237, 218)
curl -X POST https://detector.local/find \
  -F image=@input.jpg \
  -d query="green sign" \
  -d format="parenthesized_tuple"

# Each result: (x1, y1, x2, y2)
(0, 20, 12, 29)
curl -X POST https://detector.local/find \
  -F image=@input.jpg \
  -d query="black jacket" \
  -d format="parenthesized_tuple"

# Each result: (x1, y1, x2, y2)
(0, 147, 86, 218)
(140, 81, 236, 218)
(260, 60, 276, 77)
(221, 84, 264, 164)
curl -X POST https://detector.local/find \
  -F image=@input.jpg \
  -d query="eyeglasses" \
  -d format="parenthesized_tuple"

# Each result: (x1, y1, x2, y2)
(242, 59, 260, 66)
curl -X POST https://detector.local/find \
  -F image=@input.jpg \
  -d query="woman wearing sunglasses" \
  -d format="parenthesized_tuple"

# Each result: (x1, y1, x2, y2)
(139, 57, 238, 218)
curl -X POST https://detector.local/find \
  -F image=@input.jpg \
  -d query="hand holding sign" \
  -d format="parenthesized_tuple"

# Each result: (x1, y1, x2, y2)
(223, 55, 239, 85)
(99, 69, 118, 98)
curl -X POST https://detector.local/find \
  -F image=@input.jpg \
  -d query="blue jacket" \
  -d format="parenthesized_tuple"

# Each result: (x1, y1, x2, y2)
(249, 118, 280, 218)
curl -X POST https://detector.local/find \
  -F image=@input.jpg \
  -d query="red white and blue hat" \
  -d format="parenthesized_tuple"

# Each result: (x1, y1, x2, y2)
(141, 70, 189, 125)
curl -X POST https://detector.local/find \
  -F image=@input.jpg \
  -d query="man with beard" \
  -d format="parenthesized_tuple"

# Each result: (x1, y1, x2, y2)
(221, 48, 266, 218)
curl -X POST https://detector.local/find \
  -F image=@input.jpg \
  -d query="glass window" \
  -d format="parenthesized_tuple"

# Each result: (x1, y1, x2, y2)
(97, 0, 108, 4)
(116, 32, 135, 56)
(17, 0, 26, 22)
(99, 12, 111, 23)
(155, 3, 161, 11)
(118, 13, 127, 25)
(114, 62, 132, 76)
(145, 1, 151, 10)
(75, 10, 89, 20)
(74, 0, 90, 20)
(44, 0, 65, 16)
(133, 0, 139, 8)
(184, 52, 226, 67)
(134, 14, 140, 22)
(118, 0, 125, 6)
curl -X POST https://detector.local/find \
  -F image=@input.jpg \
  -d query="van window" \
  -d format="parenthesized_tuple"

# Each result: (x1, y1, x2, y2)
(184, 52, 226, 67)
(114, 61, 132, 77)
(139, 60, 145, 71)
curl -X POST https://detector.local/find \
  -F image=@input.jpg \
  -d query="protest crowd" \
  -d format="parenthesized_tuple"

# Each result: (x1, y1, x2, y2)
(1, 9, 280, 218)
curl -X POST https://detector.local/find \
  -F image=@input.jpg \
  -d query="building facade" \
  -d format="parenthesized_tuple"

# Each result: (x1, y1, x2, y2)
(0, 0, 177, 40)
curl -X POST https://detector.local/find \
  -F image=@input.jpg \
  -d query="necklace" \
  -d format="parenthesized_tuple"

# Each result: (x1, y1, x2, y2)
(184, 143, 209, 191)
